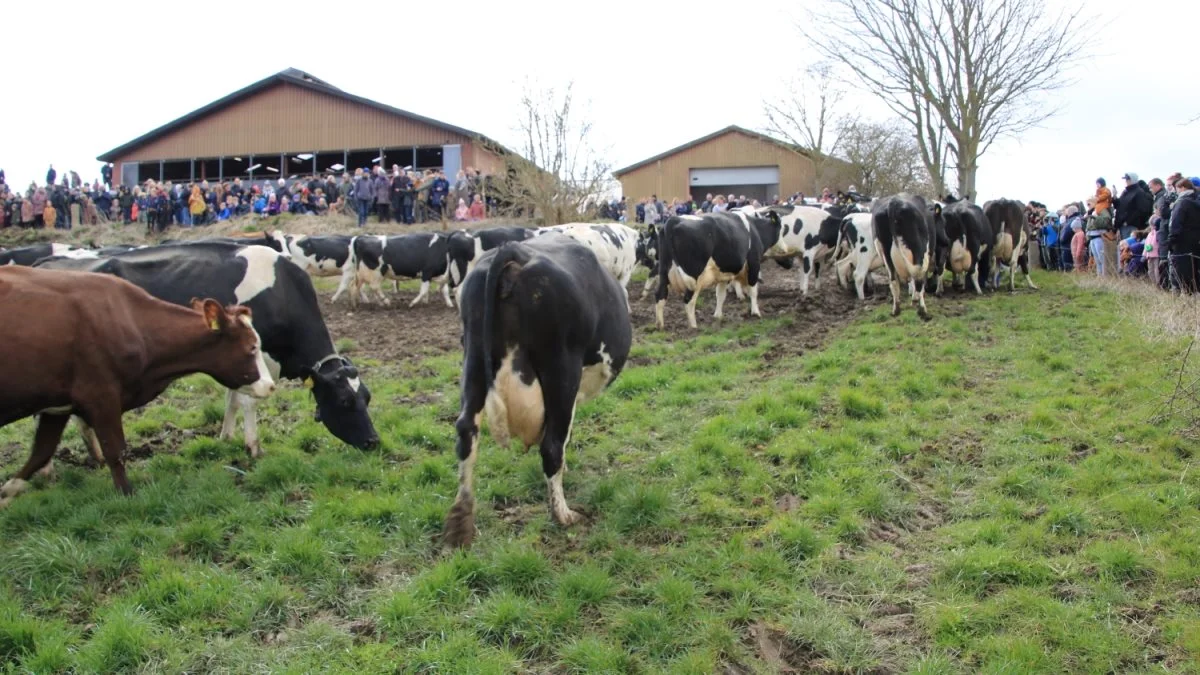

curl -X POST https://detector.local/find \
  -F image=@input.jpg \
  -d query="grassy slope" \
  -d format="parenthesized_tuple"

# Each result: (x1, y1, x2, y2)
(1, 274, 1198, 674)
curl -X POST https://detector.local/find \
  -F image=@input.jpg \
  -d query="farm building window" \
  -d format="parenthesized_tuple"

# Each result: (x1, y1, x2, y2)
(285, 153, 315, 179)
(315, 152, 345, 176)
(137, 162, 160, 184)
(197, 158, 220, 182)
(224, 157, 251, 179)
(346, 149, 380, 174)
(161, 160, 191, 183)
(382, 147, 415, 171)
(416, 147, 444, 171)
(251, 154, 282, 180)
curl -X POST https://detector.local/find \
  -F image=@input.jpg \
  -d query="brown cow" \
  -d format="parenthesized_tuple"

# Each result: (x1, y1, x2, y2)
(0, 266, 276, 507)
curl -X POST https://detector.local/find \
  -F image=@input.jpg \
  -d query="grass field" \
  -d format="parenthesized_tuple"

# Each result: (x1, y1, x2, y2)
(2, 272, 1199, 673)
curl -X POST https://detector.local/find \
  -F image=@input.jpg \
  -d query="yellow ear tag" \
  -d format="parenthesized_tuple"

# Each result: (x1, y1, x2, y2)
(304, 377, 314, 389)
(209, 319, 220, 331)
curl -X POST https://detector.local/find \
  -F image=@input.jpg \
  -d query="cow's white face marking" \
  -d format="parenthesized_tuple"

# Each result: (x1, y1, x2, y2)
(235, 316, 276, 399)
(234, 247, 280, 302)
(485, 348, 545, 449)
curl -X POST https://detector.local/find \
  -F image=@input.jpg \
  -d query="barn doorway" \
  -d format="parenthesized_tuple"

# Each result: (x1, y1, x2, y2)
(689, 166, 780, 204)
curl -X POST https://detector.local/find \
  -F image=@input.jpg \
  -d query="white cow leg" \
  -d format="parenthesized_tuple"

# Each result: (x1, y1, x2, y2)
(854, 267, 868, 300)
(732, 282, 745, 300)
(655, 299, 666, 330)
(641, 276, 656, 299)
(240, 395, 262, 458)
(798, 262, 810, 296)
(219, 389, 239, 441)
(971, 269, 983, 295)
(442, 281, 454, 308)
(713, 282, 728, 319)
(890, 279, 902, 316)
(749, 283, 761, 318)
(410, 280, 430, 307)
(685, 292, 700, 329)
(330, 268, 355, 303)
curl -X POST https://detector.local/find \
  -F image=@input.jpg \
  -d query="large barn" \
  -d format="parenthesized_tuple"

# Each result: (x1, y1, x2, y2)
(97, 68, 507, 187)
(613, 125, 820, 204)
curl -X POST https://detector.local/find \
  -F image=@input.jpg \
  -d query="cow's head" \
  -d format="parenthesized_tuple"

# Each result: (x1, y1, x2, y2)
(307, 355, 379, 449)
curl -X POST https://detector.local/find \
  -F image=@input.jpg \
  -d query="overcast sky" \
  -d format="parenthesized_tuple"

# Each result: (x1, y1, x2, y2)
(5, 0, 1194, 208)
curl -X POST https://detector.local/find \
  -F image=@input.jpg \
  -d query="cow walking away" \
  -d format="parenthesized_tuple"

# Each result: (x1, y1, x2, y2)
(352, 233, 454, 307)
(834, 212, 884, 300)
(444, 235, 632, 548)
(938, 199, 992, 295)
(654, 210, 779, 330)
(872, 194, 935, 320)
(36, 242, 379, 455)
(983, 198, 1037, 292)
(0, 266, 275, 507)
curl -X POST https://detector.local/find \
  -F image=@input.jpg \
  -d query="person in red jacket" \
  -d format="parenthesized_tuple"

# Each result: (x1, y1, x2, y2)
(468, 194, 485, 221)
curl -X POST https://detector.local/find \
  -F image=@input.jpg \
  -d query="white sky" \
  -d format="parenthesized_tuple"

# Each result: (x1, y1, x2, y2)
(4, 0, 1193, 209)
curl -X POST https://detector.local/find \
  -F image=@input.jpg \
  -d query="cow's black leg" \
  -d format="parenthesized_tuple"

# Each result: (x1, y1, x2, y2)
(536, 351, 584, 527)
(444, 355, 488, 549)
(0, 414, 69, 508)
(746, 257, 762, 318)
(654, 256, 671, 330)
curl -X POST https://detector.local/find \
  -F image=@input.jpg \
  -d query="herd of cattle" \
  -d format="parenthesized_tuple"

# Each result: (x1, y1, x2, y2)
(0, 192, 1035, 545)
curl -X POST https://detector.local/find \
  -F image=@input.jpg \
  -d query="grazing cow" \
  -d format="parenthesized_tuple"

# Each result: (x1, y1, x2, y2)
(271, 232, 359, 304)
(834, 212, 885, 300)
(446, 227, 534, 289)
(0, 266, 275, 507)
(654, 210, 779, 329)
(1, 243, 96, 266)
(444, 235, 632, 547)
(755, 203, 851, 294)
(872, 194, 935, 320)
(352, 233, 454, 307)
(937, 200, 992, 295)
(36, 242, 378, 454)
(983, 198, 1037, 291)
(533, 223, 641, 308)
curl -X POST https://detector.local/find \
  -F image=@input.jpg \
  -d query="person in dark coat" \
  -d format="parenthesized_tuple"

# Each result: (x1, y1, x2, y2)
(429, 170, 450, 220)
(46, 165, 56, 186)
(1115, 172, 1153, 239)
(1167, 177, 1200, 294)
(353, 169, 373, 227)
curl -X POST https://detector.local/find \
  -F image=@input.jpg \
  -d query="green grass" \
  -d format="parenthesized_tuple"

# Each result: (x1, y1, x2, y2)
(2, 273, 1199, 672)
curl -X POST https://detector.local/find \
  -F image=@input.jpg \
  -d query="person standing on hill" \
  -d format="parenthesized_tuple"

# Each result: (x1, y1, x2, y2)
(46, 165, 56, 187)
(1167, 177, 1200, 294)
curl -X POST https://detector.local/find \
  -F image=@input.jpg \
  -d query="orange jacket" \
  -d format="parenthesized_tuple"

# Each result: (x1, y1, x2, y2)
(1095, 186, 1113, 214)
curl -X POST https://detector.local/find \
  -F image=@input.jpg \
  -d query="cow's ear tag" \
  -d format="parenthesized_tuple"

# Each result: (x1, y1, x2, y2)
(304, 377, 314, 389)
(209, 319, 220, 332)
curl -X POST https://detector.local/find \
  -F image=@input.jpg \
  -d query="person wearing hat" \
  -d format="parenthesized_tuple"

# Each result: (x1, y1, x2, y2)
(1115, 172, 1153, 241)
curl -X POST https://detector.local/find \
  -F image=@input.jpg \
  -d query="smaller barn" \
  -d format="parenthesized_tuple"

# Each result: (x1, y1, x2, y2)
(613, 125, 819, 203)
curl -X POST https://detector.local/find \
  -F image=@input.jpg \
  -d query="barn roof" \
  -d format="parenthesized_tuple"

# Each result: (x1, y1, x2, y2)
(612, 125, 811, 177)
(97, 68, 506, 162)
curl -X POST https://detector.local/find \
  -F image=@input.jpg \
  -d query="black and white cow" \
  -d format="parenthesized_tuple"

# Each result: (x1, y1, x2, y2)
(937, 199, 992, 295)
(834, 212, 885, 300)
(271, 231, 359, 304)
(871, 194, 935, 320)
(532, 223, 641, 309)
(352, 233, 455, 307)
(446, 227, 535, 290)
(654, 210, 779, 329)
(162, 232, 286, 254)
(1, 243, 96, 266)
(635, 224, 660, 299)
(444, 235, 632, 548)
(983, 198, 1037, 292)
(754, 203, 851, 295)
(36, 242, 379, 454)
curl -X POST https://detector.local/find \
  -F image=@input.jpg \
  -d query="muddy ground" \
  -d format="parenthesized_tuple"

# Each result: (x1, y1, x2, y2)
(318, 270, 892, 368)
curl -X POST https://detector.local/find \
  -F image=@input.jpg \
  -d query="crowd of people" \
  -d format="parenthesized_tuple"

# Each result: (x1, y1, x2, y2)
(631, 186, 863, 225)
(0, 164, 496, 232)
(1032, 172, 1200, 294)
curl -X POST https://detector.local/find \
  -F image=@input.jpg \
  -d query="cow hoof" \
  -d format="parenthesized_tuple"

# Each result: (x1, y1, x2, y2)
(34, 462, 56, 481)
(0, 478, 31, 505)
(553, 508, 584, 527)
(442, 499, 477, 550)
(918, 310, 932, 322)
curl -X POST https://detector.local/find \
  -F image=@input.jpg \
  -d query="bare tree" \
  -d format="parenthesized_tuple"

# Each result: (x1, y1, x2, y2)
(762, 62, 852, 189)
(838, 118, 934, 198)
(802, 0, 1085, 201)
(490, 80, 614, 225)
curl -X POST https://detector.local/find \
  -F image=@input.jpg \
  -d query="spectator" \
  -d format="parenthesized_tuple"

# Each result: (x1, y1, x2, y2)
(353, 169, 373, 227)
(1115, 172, 1153, 239)
(430, 170, 450, 220)
(468, 193, 486, 221)
(454, 198, 469, 221)
(46, 165, 56, 187)
(188, 185, 206, 225)
(374, 168, 391, 223)
(644, 197, 659, 226)
(1167, 177, 1200, 294)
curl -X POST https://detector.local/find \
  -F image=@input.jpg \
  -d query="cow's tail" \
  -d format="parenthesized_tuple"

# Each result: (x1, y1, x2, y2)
(482, 243, 522, 388)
